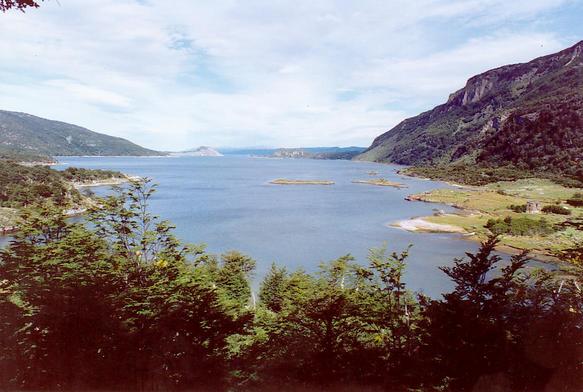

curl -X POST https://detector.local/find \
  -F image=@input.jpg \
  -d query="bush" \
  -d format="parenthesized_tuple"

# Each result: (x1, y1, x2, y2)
(485, 216, 555, 236)
(566, 199, 583, 207)
(566, 193, 583, 207)
(508, 204, 527, 213)
(541, 205, 571, 215)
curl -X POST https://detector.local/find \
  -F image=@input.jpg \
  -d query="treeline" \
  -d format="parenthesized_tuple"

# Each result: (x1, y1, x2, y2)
(0, 161, 124, 208)
(1, 180, 582, 391)
(402, 164, 583, 188)
(61, 167, 125, 183)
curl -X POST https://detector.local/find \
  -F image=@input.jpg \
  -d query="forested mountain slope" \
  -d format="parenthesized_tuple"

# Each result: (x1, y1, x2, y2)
(356, 40, 583, 181)
(0, 110, 162, 158)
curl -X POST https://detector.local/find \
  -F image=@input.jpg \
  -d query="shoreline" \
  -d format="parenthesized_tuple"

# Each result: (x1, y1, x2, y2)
(394, 178, 583, 262)
(391, 217, 560, 262)
(1, 174, 141, 235)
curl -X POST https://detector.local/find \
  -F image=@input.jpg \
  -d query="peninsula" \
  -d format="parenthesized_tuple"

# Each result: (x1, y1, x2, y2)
(0, 162, 136, 233)
(396, 178, 583, 258)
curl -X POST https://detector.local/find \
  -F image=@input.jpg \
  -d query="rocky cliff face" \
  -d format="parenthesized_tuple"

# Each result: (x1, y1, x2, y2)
(356, 40, 583, 172)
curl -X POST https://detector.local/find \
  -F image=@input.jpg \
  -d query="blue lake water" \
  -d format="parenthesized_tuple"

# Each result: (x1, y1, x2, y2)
(38, 155, 484, 297)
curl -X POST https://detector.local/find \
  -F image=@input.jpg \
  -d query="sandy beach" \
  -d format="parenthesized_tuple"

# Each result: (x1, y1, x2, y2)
(392, 217, 466, 233)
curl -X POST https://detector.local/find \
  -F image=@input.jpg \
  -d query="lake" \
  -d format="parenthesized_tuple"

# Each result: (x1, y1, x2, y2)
(35, 155, 487, 297)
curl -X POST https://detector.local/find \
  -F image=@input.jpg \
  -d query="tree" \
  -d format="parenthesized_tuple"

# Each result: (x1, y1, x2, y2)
(0, 0, 41, 12)
(421, 237, 540, 391)
(0, 179, 254, 390)
(259, 263, 288, 312)
(216, 251, 256, 308)
(0, 204, 124, 389)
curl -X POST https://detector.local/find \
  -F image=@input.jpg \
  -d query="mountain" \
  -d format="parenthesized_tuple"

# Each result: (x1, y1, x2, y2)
(356, 41, 583, 181)
(0, 110, 162, 159)
(171, 146, 223, 157)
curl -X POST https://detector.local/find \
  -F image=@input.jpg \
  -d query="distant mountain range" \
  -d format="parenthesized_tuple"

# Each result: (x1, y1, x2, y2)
(221, 146, 366, 160)
(171, 146, 223, 157)
(356, 40, 583, 181)
(0, 110, 162, 160)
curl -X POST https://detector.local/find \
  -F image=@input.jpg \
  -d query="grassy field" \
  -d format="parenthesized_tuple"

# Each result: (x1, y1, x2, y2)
(485, 178, 582, 202)
(412, 188, 525, 213)
(408, 178, 583, 257)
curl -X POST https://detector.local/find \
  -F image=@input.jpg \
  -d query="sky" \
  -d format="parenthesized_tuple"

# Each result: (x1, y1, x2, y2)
(1, 0, 582, 150)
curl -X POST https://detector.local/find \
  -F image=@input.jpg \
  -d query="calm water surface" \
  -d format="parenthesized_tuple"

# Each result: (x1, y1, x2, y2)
(43, 155, 483, 297)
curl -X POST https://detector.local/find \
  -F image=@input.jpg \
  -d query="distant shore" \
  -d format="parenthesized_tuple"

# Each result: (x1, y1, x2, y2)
(270, 179, 335, 185)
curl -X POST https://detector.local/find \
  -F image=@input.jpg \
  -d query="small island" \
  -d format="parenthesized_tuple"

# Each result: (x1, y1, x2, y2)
(270, 178, 335, 185)
(352, 179, 407, 188)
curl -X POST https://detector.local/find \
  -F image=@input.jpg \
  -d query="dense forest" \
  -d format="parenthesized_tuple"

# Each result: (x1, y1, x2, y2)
(479, 105, 583, 183)
(1, 180, 581, 391)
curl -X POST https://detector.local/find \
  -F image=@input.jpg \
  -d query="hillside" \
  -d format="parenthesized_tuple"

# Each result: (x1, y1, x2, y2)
(0, 110, 162, 158)
(356, 40, 583, 182)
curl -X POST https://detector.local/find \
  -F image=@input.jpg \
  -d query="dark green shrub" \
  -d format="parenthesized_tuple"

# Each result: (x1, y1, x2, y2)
(566, 198, 583, 207)
(508, 204, 527, 213)
(541, 205, 571, 215)
(485, 216, 555, 236)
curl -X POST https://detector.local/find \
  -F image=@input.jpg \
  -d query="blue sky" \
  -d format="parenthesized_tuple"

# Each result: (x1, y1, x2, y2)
(0, 0, 582, 150)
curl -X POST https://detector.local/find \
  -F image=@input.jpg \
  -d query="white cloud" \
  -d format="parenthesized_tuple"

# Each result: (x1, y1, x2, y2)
(45, 80, 132, 109)
(0, 0, 578, 149)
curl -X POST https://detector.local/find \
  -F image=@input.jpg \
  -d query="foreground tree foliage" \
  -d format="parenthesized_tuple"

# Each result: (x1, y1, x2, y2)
(1, 180, 582, 391)
(0, 0, 40, 12)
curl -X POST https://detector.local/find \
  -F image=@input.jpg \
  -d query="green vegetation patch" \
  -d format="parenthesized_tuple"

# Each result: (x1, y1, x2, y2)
(485, 216, 555, 236)
(403, 165, 583, 188)
(486, 178, 583, 202)
(0, 161, 79, 208)
(0, 161, 127, 209)
(410, 188, 525, 213)
(61, 167, 125, 183)
(406, 179, 583, 256)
